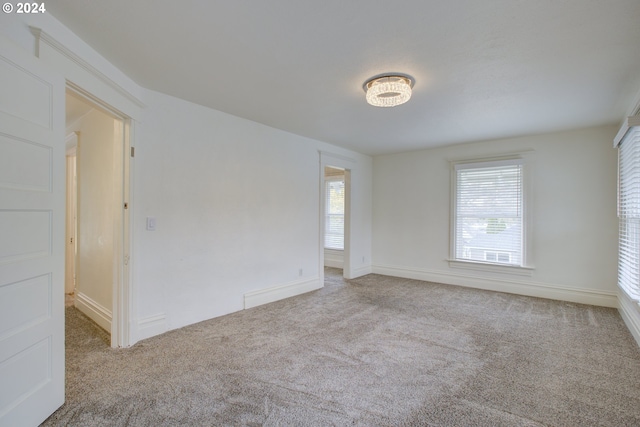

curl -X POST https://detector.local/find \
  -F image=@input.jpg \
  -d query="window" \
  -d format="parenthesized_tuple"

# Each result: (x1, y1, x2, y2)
(325, 178, 345, 250)
(485, 251, 511, 263)
(618, 125, 640, 302)
(453, 159, 524, 267)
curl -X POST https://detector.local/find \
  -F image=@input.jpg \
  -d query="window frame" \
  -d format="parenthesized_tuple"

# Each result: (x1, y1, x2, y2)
(485, 251, 511, 263)
(324, 176, 345, 251)
(449, 154, 534, 276)
(617, 123, 640, 303)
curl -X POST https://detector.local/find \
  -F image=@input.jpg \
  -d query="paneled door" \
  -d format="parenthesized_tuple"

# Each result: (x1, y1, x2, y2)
(0, 35, 65, 426)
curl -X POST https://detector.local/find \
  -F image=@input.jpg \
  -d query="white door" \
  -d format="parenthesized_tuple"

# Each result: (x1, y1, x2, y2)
(0, 35, 65, 426)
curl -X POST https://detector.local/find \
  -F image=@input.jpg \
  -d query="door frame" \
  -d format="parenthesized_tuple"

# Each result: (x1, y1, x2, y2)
(323, 167, 347, 269)
(30, 27, 143, 347)
(66, 84, 132, 348)
(319, 151, 354, 284)
(64, 132, 77, 295)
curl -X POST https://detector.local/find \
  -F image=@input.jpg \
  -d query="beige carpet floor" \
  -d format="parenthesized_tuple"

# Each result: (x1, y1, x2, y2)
(42, 268, 640, 426)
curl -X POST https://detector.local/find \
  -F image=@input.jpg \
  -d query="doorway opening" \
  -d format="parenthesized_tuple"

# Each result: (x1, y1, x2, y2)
(64, 88, 131, 348)
(319, 157, 351, 282)
(324, 166, 346, 269)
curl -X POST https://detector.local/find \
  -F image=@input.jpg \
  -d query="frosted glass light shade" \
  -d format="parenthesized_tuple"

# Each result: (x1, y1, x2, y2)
(364, 75, 414, 107)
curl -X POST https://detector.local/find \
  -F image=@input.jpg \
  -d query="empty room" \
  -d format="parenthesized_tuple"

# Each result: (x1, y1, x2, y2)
(1, 1, 640, 425)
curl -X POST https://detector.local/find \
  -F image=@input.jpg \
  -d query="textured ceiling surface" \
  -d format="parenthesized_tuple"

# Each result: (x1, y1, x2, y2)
(48, 0, 640, 155)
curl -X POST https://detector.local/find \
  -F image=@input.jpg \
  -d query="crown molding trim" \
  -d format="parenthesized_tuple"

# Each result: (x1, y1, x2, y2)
(30, 26, 145, 109)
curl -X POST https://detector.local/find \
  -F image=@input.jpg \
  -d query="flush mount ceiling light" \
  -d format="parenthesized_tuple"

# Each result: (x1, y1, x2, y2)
(363, 74, 414, 107)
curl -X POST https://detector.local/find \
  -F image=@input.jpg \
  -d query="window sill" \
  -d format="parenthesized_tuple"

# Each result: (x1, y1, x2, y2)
(447, 259, 534, 276)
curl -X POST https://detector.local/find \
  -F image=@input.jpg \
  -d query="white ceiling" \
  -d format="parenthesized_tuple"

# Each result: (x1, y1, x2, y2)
(48, 0, 640, 155)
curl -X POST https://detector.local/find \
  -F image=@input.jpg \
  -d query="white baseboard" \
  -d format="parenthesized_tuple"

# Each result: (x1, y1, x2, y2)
(372, 264, 618, 308)
(348, 265, 372, 279)
(618, 292, 640, 347)
(75, 292, 112, 332)
(244, 277, 322, 309)
(136, 313, 167, 342)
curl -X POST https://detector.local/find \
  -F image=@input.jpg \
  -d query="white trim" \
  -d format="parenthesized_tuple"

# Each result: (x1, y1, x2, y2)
(136, 313, 167, 342)
(66, 82, 121, 121)
(65, 132, 78, 155)
(450, 155, 532, 268)
(244, 277, 322, 309)
(343, 170, 352, 277)
(614, 116, 640, 147)
(454, 157, 523, 171)
(350, 265, 372, 278)
(75, 292, 112, 332)
(446, 150, 535, 165)
(317, 155, 325, 298)
(318, 150, 356, 164)
(120, 120, 133, 347)
(30, 28, 145, 109)
(372, 263, 617, 308)
(618, 291, 640, 348)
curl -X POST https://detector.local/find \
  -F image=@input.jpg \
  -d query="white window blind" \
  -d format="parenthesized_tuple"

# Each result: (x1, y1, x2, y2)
(618, 126, 640, 301)
(454, 159, 523, 266)
(325, 179, 345, 250)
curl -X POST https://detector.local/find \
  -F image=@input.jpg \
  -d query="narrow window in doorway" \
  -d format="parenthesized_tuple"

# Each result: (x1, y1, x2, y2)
(325, 178, 345, 250)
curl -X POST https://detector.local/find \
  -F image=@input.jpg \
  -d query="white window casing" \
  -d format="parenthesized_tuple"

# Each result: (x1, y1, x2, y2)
(449, 155, 534, 275)
(617, 119, 640, 302)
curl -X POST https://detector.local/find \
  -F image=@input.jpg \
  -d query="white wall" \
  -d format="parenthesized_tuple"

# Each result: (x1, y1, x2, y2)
(373, 126, 619, 306)
(133, 89, 372, 338)
(68, 109, 121, 331)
